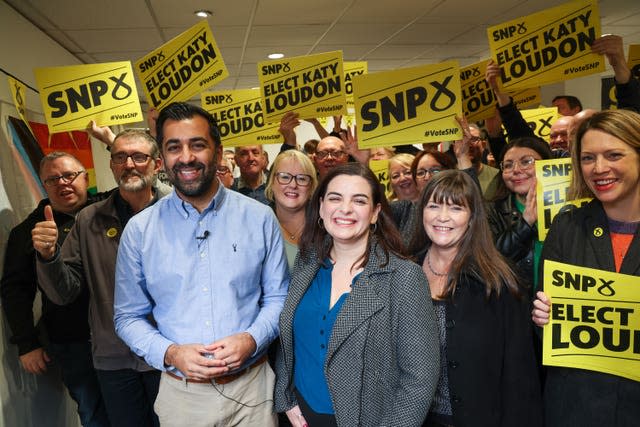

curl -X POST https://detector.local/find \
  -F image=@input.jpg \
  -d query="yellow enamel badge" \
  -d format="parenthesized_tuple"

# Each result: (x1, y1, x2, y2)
(106, 228, 118, 238)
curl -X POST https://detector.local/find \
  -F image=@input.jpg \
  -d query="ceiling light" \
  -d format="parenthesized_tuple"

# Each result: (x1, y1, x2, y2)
(268, 53, 284, 59)
(194, 10, 212, 18)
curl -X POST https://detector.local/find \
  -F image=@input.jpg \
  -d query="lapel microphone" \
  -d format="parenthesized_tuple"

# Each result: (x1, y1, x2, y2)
(196, 230, 210, 241)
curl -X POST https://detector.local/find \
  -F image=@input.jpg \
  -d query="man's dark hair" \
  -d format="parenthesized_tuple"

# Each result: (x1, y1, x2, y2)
(552, 95, 582, 112)
(156, 102, 222, 147)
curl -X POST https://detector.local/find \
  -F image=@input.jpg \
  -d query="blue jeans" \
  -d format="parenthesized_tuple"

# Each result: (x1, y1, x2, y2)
(48, 341, 110, 427)
(95, 368, 160, 427)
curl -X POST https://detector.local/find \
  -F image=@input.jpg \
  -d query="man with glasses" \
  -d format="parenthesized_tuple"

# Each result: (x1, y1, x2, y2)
(313, 136, 349, 179)
(34, 129, 170, 427)
(1, 152, 110, 426)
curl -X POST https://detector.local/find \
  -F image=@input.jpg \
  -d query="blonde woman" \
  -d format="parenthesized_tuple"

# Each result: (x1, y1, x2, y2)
(265, 150, 318, 269)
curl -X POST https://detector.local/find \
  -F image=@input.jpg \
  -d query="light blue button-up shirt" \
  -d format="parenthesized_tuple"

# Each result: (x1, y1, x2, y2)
(114, 184, 289, 372)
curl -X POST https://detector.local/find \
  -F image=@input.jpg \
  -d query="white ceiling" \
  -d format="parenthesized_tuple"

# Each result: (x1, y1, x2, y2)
(6, 0, 640, 106)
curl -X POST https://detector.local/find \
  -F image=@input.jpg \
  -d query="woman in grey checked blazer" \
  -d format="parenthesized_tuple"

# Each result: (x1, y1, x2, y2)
(274, 163, 440, 426)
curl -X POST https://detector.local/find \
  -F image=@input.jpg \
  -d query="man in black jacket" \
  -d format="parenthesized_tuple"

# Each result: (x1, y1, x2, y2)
(1, 151, 109, 426)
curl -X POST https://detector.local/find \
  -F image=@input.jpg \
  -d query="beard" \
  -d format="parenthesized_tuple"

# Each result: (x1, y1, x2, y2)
(118, 170, 154, 192)
(168, 160, 216, 197)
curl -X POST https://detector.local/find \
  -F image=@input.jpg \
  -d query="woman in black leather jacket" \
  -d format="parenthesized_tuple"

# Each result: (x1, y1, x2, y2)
(487, 137, 552, 296)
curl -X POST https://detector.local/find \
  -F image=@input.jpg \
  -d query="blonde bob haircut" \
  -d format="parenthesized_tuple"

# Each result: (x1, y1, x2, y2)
(265, 149, 318, 202)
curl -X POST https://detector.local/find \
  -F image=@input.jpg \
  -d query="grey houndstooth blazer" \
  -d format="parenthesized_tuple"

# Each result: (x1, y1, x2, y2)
(274, 239, 440, 426)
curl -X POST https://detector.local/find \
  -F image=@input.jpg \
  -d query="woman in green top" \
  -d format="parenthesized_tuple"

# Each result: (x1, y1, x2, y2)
(265, 150, 318, 270)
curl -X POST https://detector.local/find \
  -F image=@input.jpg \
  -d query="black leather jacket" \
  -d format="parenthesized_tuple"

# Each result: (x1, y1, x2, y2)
(487, 195, 536, 291)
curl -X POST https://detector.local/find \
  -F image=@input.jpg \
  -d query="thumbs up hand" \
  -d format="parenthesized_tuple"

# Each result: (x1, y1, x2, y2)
(32, 205, 59, 260)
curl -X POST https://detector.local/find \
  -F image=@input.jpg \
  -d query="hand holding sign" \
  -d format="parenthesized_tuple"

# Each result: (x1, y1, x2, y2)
(523, 178, 538, 226)
(87, 120, 116, 148)
(343, 126, 370, 165)
(485, 60, 510, 107)
(32, 205, 58, 260)
(591, 35, 631, 84)
(279, 112, 300, 147)
(532, 291, 551, 327)
(453, 115, 474, 170)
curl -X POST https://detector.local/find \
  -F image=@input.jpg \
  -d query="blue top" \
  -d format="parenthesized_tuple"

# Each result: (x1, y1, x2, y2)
(293, 261, 350, 414)
(113, 185, 289, 372)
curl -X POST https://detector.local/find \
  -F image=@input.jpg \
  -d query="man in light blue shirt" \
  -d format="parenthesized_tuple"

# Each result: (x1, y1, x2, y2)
(114, 102, 289, 426)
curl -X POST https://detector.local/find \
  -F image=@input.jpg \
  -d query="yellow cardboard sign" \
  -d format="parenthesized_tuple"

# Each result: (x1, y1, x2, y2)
(488, 0, 605, 90)
(369, 159, 392, 199)
(344, 61, 368, 111)
(34, 62, 142, 132)
(535, 158, 591, 240)
(353, 61, 462, 148)
(511, 87, 541, 109)
(460, 60, 542, 122)
(518, 107, 560, 142)
(543, 260, 640, 382)
(135, 20, 229, 110)
(460, 60, 496, 122)
(201, 89, 282, 147)
(258, 51, 347, 123)
(8, 76, 33, 134)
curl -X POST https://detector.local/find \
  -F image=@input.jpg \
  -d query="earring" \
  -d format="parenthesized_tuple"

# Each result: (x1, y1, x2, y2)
(318, 218, 324, 229)
(370, 222, 378, 233)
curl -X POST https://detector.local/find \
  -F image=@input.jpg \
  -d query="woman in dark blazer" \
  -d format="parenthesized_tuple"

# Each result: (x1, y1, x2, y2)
(409, 170, 542, 427)
(274, 163, 440, 427)
(533, 109, 640, 427)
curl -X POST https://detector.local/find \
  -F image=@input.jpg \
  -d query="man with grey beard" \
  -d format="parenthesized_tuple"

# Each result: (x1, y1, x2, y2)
(34, 129, 171, 427)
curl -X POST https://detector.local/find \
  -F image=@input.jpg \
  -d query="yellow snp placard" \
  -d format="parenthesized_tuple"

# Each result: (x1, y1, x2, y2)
(488, 0, 605, 90)
(369, 159, 392, 199)
(460, 60, 542, 122)
(344, 61, 368, 112)
(136, 20, 229, 110)
(201, 89, 282, 147)
(518, 107, 559, 142)
(258, 51, 347, 123)
(460, 60, 496, 122)
(535, 158, 591, 241)
(543, 260, 640, 382)
(354, 61, 463, 149)
(511, 86, 541, 109)
(8, 76, 32, 134)
(34, 61, 142, 133)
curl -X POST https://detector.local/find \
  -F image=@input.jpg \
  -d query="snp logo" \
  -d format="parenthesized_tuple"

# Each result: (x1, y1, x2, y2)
(261, 62, 291, 76)
(139, 51, 166, 72)
(204, 94, 233, 105)
(48, 73, 133, 118)
(492, 22, 527, 41)
(460, 67, 481, 81)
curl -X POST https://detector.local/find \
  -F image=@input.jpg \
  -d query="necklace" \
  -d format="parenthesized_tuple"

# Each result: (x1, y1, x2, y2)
(426, 250, 448, 277)
(280, 223, 303, 241)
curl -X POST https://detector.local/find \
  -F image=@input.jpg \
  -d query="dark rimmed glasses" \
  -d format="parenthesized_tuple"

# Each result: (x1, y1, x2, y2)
(111, 152, 152, 165)
(275, 172, 312, 186)
(43, 171, 86, 187)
